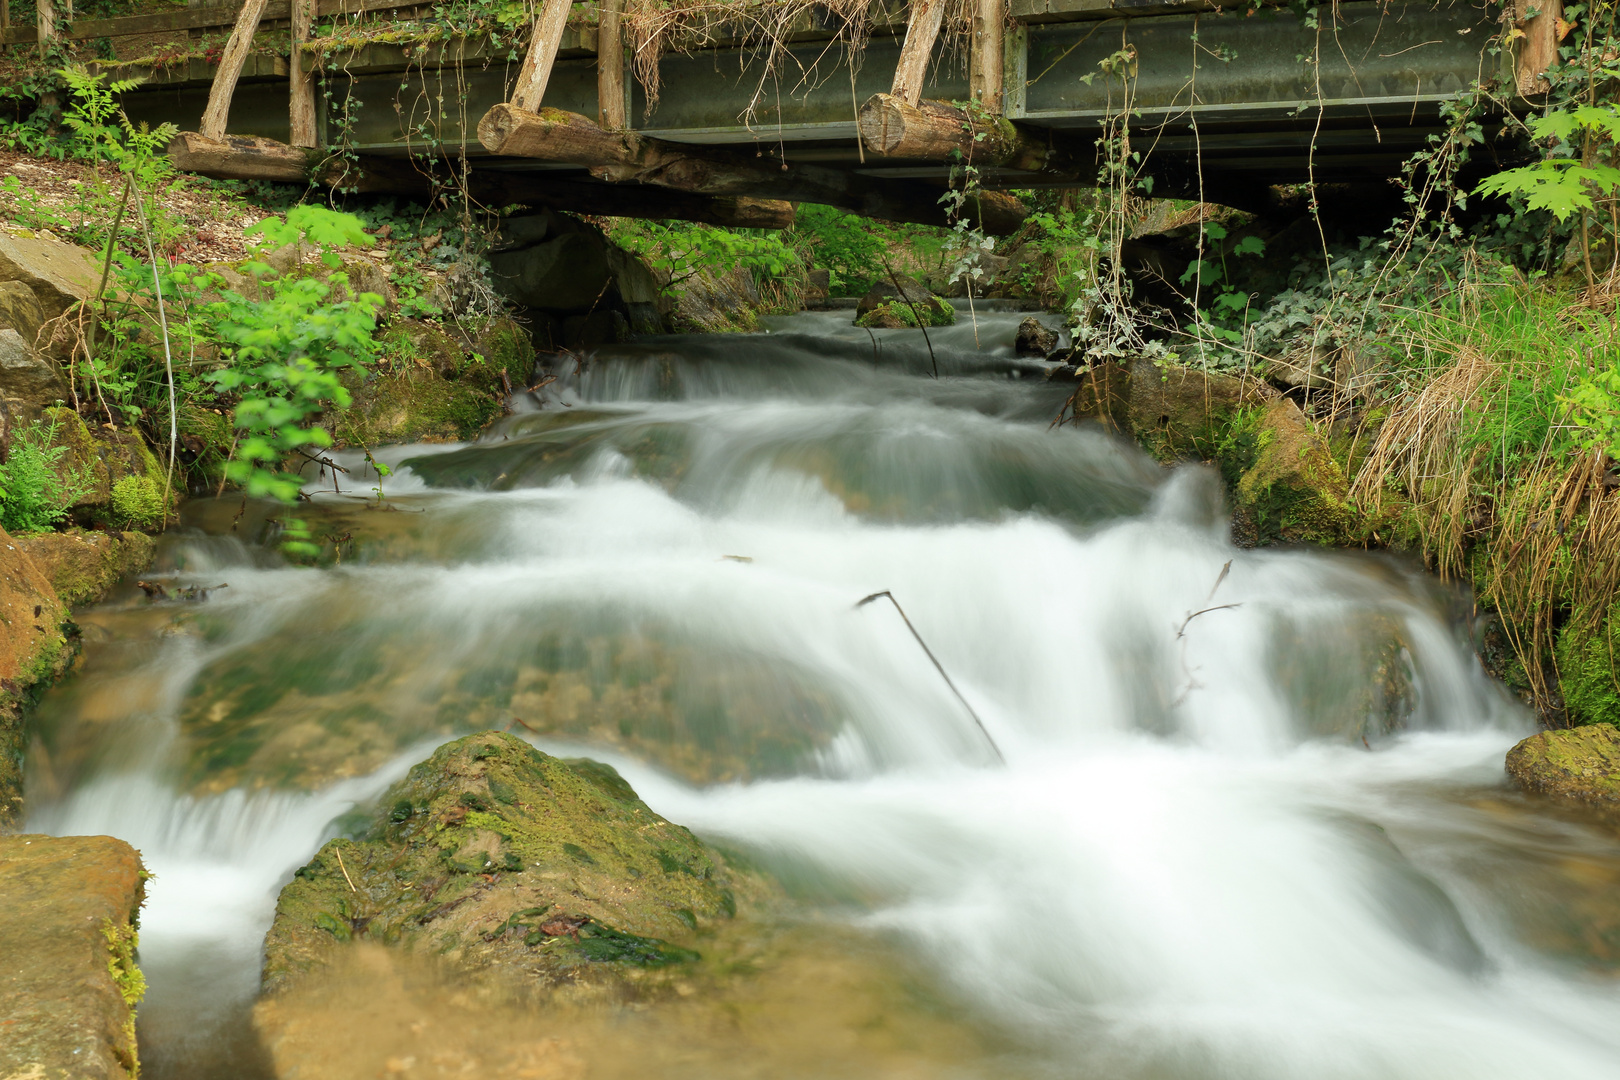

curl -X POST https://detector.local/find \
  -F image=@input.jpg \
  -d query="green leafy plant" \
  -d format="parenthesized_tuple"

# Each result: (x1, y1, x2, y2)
(1476, 105, 1620, 222)
(204, 206, 383, 554)
(612, 219, 801, 292)
(0, 416, 96, 534)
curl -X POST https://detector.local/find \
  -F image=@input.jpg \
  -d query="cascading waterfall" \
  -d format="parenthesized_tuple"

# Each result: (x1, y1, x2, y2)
(23, 308, 1620, 1078)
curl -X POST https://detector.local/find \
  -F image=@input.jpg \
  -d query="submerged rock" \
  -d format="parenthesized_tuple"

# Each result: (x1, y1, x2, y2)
(0, 833, 146, 1080)
(262, 732, 769, 999)
(1506, 723, 1620, 809)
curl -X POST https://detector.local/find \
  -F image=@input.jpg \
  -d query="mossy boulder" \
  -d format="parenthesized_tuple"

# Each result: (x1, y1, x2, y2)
(262, 732, 769, 998)
(854, 296, 955, 329)
(1126, 355, 1265, 460)
(41, 407, 170, 522)
(1229, 399, 1356, 545)
(336, 322, 509, 445)
(13, 529, 156, 608)
(1505, 723, 1620, 809)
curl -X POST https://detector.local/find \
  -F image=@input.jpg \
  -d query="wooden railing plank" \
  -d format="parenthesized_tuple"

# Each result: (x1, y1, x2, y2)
(0, 0, 425, 46)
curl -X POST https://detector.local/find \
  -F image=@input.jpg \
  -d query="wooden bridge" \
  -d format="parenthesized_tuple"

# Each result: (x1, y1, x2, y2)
(4, 0, 1555, 230)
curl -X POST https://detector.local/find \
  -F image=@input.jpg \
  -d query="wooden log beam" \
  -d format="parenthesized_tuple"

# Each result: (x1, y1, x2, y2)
(317, 152, 798, 227)
(168, 131, 312, 180)
(0, 0, 429, 45)
(510, 0, 574, 113)
(597, 0, 625, 130)
(289, 0, 316, 147)
(892, 0, 947, 106)
(858, 93, 1083, 177)
(478, 104, 1026, 232)
(970, 0, 1003, 109)
(198, 0, 270, 141)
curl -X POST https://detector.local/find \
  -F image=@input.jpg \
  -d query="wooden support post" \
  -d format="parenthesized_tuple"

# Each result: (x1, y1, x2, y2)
(198, 0, 269, 140)
(511, 0, 574, 113)
(288, 0, 316, 147)
(596, 0, 624, 130)
(1514, 0, 1562, 96)
(37, 0, 66, 57)
(891, 0, 946, 106)
(478, 104, 1028, 233)
(969, 0, 1003, 110)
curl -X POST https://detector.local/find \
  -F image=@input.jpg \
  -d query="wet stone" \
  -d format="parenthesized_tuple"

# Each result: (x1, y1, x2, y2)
(1506, 723, 1620, 811)
(260, 732, 773, 1000)
(0, 834, 146, 1080)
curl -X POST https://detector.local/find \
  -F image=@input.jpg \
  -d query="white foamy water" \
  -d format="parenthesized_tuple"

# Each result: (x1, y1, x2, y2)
(24, 311, 1620, 1078)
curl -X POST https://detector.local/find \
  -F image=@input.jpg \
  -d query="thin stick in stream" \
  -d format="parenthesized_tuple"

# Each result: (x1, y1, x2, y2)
(878, 254, 938, 379)
(856, 590, 1004, 763)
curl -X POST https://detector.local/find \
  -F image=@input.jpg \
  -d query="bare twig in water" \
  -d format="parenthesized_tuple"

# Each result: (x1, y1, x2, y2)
(878, 254, 938, 380)
(1176, 603, 1242, 639)
(334, 847, 358, 893)
(507, 715, 541, 734)
(855, 590, 1003, 763)
(1173, 561, 1243, 701)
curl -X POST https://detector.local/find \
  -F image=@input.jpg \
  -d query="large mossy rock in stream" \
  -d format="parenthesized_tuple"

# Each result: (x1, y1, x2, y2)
(1506, 723, 1620, 811)
(262, 732, 768, 1000)
(854, 275, 955, 329)
(0, 834, 146, 1080)
(335, 319, 534, 445)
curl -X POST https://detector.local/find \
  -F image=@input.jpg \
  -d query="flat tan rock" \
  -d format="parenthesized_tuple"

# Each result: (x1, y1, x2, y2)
(0, 834, 146, 1080)
(0, 230, 102, 325)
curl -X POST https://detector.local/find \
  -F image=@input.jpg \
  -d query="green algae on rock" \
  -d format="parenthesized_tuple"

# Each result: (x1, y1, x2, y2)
(1506, 723, 1620, 808)
(262, 732, 769, 999)
(14, 529, 156, 608)
(1230, 399, 1357, 545)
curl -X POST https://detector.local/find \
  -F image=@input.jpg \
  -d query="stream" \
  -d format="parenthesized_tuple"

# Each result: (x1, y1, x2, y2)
(21, 308, 1620, 1078)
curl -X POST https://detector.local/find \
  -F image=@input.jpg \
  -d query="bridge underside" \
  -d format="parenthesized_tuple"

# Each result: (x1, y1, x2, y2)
(122, 0, 1504, 213)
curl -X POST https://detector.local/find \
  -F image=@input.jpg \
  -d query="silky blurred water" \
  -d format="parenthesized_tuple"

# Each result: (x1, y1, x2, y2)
(24, 310, 1620, 1078)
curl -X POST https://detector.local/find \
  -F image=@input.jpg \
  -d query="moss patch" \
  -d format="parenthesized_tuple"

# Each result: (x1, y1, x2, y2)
(1228, 400, 1356, 545)
(1555, 611, 1620, 728)
(262, 732, 772, 998)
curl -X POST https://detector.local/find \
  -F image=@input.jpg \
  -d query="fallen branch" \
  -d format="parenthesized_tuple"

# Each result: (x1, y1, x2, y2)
(856, 589, 1004, 763)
